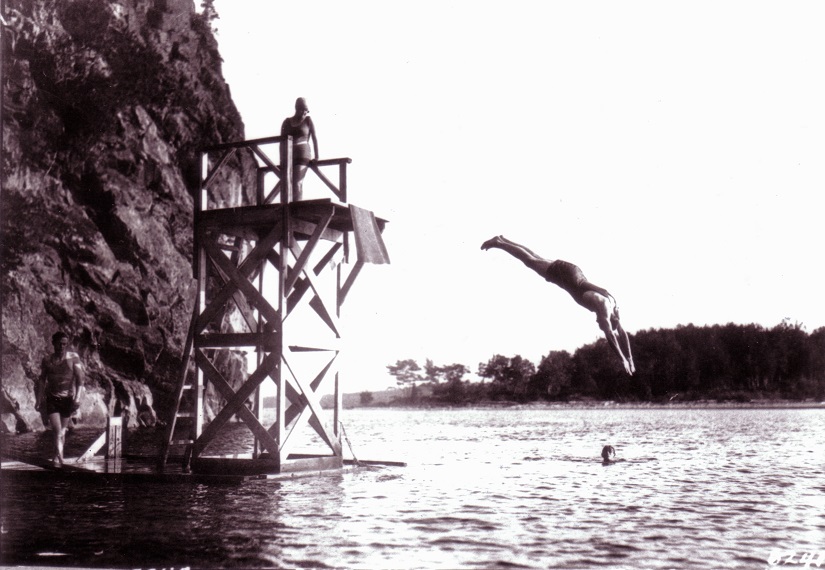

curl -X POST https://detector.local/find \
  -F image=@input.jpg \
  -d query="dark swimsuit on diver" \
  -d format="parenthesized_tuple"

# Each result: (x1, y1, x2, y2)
(544, 260, 613, 307)
(281, 118, 313, 166)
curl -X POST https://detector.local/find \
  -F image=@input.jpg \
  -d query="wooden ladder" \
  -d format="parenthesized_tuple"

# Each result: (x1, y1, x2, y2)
(158, 235, 247, 471)
(158, 300, 199, 470)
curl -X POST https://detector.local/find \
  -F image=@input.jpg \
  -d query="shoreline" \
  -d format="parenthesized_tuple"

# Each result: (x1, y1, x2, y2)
(349, 399, 825, 411)
(517, 400, 825, 410)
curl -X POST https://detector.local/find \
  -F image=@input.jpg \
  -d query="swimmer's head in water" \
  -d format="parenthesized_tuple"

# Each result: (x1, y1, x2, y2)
(601, 445, 616, 461)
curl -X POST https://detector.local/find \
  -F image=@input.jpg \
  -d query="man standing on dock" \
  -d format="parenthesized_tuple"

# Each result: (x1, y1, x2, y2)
(36, 332, 85, 466)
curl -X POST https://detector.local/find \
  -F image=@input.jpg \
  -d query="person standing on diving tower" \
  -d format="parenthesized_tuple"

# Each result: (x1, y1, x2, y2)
(481, 235, 636, 376)
(281, 97, 319, 202)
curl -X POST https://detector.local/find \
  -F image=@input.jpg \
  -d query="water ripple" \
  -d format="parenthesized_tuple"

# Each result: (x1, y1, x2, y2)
(2, 407, 824, 569)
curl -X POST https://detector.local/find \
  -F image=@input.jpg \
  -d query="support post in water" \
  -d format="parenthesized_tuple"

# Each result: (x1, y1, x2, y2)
(106, 416, 122, 459)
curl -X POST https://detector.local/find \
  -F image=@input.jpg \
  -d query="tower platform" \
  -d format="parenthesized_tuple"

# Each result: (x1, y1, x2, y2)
(198, 198, 386, 235)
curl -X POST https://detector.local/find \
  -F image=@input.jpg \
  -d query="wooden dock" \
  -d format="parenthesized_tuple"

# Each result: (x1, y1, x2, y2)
(1, 431, 404, 484)
(1, 453, 381, 484)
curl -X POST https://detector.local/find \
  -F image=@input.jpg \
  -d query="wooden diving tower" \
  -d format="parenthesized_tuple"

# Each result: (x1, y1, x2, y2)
(158, 135, 389, 475)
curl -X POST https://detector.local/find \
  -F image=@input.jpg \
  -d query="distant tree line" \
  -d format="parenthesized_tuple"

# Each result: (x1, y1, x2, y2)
(385, 321, 825, 405)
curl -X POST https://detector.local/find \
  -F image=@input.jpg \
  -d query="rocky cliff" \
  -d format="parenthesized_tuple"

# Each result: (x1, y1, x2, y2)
(2, 0, 256, 432)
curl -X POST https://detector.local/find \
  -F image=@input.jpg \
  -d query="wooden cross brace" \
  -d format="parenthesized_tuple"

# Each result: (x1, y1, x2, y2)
(196, 221, 283, 334)
(188, 348, 341, 461)
(284, 206, 335, 294)
(286, 242, 341, 337)
(278, 352, 341, 457)
(271, 241, 343, 317)
(190, 349, 280, 460)
(207, 239, 259, 333)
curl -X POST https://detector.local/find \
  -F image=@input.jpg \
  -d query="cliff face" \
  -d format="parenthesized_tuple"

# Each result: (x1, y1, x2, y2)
(2, 0, 256, 432)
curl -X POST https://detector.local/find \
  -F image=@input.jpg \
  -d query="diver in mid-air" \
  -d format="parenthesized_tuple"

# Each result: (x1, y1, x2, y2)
(481, 235, 635, 376)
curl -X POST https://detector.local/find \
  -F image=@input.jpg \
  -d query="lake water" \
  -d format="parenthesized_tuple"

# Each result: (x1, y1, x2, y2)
(2, 407, 824, 569)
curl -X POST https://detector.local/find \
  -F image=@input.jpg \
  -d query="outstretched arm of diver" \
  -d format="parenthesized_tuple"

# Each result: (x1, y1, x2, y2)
(597, 316, 634, 375)
(616, 323, 635, 374)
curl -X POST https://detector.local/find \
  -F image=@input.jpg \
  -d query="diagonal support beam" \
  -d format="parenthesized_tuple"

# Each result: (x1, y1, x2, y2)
(283, 354, 338, 428)
(281, 354, 340, 453)
(203, 238, 279, 325)
(308, 163, 343, 200)
(289, 243, 340, 336)
(277, 243, 343, 315)
(280, 397, 335, 457)
(284, 206, 335, 295)
(190, 350, 280, 459)
(339, 259, 365, 306)
(249, 144, 279, 172)
(264, 180, 281, 205)
(196, 221, 283, 332)
(202, 148, 237, 191)
(207, 248, 259, 332)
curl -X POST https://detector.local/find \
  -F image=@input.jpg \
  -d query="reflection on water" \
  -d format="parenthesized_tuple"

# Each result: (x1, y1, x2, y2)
(2, 408, 824, 569)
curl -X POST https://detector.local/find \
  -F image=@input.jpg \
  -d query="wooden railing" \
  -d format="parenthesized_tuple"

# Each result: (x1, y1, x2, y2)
(199, 135, 351, 209)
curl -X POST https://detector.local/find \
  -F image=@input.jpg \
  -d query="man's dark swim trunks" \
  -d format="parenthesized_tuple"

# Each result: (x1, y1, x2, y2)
(544, 260, 613, 306)
(45, 395, 74, 418)
(41, 355, 77, 418)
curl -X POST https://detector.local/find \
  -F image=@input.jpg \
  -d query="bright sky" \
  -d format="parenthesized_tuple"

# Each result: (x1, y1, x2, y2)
(212, 1, 825, 392)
